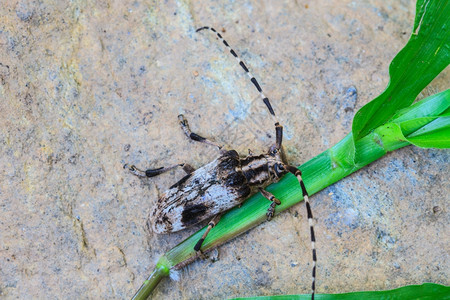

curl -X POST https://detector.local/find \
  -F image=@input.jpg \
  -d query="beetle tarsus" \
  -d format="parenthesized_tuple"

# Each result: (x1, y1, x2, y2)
(266, 202, 277, 221)
(196, 249, 208, 260)
(124, 164, 147, 177)
(178, 114, 223, 150)
(259, 188, 281, 221)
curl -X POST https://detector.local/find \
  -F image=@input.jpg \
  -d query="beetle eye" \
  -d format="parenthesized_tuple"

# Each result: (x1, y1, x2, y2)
(274, 163, 285, 176)
(269, 146, 278, 156)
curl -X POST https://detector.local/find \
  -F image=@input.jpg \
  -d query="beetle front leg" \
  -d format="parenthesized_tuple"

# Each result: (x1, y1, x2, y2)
(259, 188, 281, 221)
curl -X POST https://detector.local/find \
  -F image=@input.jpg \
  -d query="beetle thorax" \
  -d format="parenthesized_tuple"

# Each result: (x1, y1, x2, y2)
(239, 150, 287, 187)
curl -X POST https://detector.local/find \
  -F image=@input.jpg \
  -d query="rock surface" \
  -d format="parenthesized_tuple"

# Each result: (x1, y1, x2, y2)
(0, 0, 448, 299)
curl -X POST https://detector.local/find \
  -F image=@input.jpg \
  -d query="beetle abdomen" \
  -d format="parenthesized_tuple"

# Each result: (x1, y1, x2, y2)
(151, 150, 251, 233)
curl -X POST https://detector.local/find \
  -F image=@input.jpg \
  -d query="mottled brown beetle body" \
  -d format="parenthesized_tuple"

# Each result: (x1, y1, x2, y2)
(152, 149, 286, 233)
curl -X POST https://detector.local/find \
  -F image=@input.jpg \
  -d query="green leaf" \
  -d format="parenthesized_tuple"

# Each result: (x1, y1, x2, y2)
(391, 89, 450, 123)
(231, 283, 450, 300)
(406, 116, 450, 147)
(384, 89, 450, 148)
(352, 0, 450, 143)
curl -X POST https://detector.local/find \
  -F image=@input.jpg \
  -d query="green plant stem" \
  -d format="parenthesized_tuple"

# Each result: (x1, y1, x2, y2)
(131, 263, 170, 300)
(132, 128, 411, 300)
(133, 90, 449, 299)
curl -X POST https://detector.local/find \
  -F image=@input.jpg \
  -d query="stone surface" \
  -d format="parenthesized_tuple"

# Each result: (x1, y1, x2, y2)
(0, 0, 448, 299)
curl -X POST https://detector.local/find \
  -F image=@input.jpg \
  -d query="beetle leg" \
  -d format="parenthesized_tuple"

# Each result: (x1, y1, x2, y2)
(259, 188, 281, 221)
(178, 114, 223, 151)
(181, 163, 195, 174)
(123, 163, 195, 177)
(194, 214, 222, 253)
(275, 122, 283, 150)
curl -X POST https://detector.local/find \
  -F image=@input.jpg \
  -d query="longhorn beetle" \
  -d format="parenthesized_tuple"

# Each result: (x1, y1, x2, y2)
(125, 27, 317, 298)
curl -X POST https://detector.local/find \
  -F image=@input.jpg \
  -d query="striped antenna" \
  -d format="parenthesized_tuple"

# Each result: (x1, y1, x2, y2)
(196, 27, 283, 149)
(286, 166, 316, 300)
(197, 26, 317, 299)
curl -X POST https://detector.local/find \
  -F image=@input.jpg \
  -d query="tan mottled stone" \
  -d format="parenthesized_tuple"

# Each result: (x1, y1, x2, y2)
(0, 0, 448, 299)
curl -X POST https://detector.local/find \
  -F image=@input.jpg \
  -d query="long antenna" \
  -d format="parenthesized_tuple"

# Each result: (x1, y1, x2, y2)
(196, 26, 316, 299)
(196, 27, 284, 149)
(196, 27, 277, 119)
